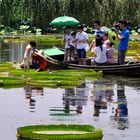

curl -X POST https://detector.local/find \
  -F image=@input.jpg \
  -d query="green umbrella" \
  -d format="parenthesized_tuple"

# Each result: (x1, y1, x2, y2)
(49, 16, 79, 27)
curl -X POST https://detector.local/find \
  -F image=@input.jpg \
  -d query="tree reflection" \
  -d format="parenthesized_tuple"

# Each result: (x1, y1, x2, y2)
(24, 85, 43, 112)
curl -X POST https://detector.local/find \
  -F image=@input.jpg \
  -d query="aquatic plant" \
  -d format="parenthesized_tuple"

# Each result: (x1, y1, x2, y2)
(0, 63, 102, 88)
(17, 124, 103, 140)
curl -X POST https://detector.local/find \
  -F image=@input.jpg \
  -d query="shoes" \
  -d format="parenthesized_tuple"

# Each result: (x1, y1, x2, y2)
(71, 57, 74, 61)
(67, 57, 70, 61)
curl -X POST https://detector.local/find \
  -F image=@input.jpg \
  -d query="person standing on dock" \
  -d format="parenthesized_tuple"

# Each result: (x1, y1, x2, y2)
(115, 20, 130, 64)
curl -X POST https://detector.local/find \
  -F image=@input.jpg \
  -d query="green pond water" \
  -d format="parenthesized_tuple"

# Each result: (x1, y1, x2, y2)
(0, 76, 140, 140)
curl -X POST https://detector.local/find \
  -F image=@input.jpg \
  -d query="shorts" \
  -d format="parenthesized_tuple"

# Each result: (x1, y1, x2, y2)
(69, 45, 75, 50)
(23, 57, 31, 66)
(76, 49, 86, 59)
(65, 48, 71, 51)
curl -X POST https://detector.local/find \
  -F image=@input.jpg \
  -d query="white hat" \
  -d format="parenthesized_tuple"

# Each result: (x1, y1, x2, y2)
(35, 50, 45, 58)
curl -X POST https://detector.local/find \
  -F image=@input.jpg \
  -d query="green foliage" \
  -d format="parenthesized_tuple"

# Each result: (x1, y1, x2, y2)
(0, 0, 140, 30)
(128, 41, 140, 50)
(0, 62, 15, 72)
(17, 124, 103, 140)
(0, 77, 24, 86)
(0, 63, 102, 88)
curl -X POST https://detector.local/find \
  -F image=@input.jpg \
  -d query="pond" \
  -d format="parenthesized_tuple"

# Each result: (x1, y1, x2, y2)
(0, 40, 57, 63)
(0, 76, 140, 140)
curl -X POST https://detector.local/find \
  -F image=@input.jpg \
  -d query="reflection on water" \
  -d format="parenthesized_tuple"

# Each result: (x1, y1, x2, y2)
(111, 82, 129, 130)
(91, 80, 114, 117)
(1, 76, 140, 140)
(49, 83, 88, 116)
(24, 85, 44, 112)
(91, 78, 129, 130)
(0, 41, 27, 62)
(0, 41, 55, 63)
(62, 83, 87, 114)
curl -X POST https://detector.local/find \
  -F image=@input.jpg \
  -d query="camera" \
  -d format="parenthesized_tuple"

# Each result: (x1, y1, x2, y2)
(111, 23, 120, 31)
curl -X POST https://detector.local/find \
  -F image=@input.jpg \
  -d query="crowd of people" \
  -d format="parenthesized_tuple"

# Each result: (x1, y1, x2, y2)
(63, 24, 89, 65)
(63, 19, 130, 65)
(21, 19, 129, 72)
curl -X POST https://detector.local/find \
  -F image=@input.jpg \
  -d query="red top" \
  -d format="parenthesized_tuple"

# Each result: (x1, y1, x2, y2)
(38, 59, 47, 70)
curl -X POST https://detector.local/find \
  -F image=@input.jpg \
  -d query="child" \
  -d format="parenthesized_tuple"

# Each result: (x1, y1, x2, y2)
(106, 42, 116, 64)
(63, 26, 71, 62)
(23, 44, 32, 72)
(69, 31, 76, 61)
(102, 32, 110, 48)
(23, 41, 36, 72)
(35, 50, 47, 72)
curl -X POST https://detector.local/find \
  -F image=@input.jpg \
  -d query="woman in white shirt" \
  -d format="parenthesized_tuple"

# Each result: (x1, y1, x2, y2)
(92, 35, 107, 65)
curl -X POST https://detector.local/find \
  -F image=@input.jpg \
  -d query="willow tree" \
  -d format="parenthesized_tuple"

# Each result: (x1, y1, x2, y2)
(0, 0, 140, 30)
(122, 0, 140, 26)
(0, 0, 14, 26)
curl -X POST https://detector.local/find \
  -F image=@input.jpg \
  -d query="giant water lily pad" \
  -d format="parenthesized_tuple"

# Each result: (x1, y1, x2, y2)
(17, 124, 103, 140)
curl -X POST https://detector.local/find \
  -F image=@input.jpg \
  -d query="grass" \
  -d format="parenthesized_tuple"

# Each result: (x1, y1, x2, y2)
(31, 35, 62, 45)
(3, 35, 63, 46)
(0, 63, 102, 88)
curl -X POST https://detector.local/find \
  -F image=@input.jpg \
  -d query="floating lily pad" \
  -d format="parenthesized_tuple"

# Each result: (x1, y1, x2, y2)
(17, 124, 103, 140)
